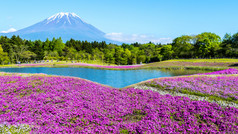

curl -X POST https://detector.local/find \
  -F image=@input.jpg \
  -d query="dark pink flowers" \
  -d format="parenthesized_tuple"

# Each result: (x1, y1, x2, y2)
(0, 74, 237, 133)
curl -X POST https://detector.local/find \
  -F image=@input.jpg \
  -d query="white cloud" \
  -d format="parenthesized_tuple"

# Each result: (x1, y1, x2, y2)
(1, 28, 17, 33)
(105, 33, 172, 44)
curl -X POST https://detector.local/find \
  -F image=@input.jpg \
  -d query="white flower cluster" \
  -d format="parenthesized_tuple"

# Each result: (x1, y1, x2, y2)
(0, 123, 31, 134)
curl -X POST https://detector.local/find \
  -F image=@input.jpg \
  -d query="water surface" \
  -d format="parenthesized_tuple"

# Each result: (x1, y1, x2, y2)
(0, 67, 210, 88)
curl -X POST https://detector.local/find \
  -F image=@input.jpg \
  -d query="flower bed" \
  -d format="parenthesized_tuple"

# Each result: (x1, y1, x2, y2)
(198, 68, 238, 75)
(0, 75, 237, 133)
(146, 74, 238, 103)
(17, 63, 50, 66)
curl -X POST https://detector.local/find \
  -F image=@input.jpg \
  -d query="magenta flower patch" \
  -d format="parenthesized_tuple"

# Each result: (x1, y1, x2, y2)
(198, 68, 238, 75)
(0, 75, 237, 133)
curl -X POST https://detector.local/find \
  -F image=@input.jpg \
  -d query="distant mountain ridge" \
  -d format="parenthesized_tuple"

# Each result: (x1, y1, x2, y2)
(0, 12, 119, 43)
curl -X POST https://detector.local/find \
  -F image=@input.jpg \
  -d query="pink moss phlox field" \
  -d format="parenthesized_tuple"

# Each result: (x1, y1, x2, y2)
(198, 68, 238, 75)
(17, 64, 50, 66)
(59, 63, 142, 69)
(148, 75, 238, 100)
(0, 75, 238, 133)
(18, 63, 142, 69)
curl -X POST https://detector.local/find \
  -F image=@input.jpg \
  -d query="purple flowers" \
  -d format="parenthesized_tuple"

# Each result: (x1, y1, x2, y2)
(148, 75, 238, 100)
(17, 63, 50, 67)
(198, 68, 238, 75)
(0, 74, 237, 133)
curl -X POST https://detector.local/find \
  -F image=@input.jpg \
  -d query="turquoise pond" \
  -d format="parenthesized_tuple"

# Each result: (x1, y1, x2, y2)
(0, 67, 210, 88)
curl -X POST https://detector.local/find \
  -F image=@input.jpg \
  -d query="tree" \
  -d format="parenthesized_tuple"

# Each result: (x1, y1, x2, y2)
(20, 51, 36, 61)
(104, 49, 115, 64)
(137, 49, 146, 63)
(172, 35, 194, 58)
(230, 33, 238, 57)
(32, 40, 44, 60)
(78, 51, 86, 61)
(0, 45, 9, 64)
(194, 32, 221, 58)
(53, 37, 65, 56)
(98, 51, 104, 63)
(130, 46, 139, 64)
(12, 45, 28, 62)
(66, 47, 77, 60)
(220, 33, 233, 57)
(123, 48, 131, 64)
(0, 33, 236, 65)
(231, 33, 238, 48)
(43, 38, 51, 51)
(142, 43, 155, 63)
(85, 53, 91, 61)
(160, 45, 174, 60)
(0, 36, 11, 53)
(137, 55, 146, 64)
(153, 47, 163, 61)
(92, 48, 102, 60)
(115, 47, 124, 65)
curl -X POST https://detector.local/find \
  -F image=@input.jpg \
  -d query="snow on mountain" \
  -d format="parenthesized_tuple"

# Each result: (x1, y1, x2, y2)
(46, 12, 85, 25)
(0, 12, 119, 44)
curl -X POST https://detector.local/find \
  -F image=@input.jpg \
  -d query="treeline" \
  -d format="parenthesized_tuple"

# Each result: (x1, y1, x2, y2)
(0, 32, 238, 65)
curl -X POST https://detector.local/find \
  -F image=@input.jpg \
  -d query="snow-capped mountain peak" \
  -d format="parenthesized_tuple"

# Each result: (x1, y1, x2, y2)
(46, 12, 84, 24)
(47, 12, 80, 20)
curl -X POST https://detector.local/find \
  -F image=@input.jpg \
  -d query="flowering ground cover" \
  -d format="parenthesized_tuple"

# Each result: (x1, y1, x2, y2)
(144, 69, 238, 105)
(198, 68, 238, 75)
(0, 73, 238, 133)
(17, 63, 51, 67)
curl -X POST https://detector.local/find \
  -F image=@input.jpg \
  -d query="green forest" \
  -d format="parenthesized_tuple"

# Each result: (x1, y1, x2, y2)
(0, 32, 238, 65)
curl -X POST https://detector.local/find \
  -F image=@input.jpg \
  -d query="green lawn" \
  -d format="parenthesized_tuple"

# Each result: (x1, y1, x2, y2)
(167, 58, 238, 63)
(141, 58, 238, 70)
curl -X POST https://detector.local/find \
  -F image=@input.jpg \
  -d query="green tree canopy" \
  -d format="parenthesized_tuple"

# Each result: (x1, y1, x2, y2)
(0, 45, 9, 64)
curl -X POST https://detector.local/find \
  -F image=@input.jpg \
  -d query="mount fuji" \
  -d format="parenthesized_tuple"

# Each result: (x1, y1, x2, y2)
(0, 12, 119, 43)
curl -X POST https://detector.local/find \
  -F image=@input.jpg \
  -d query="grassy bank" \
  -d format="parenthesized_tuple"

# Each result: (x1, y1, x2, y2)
(141, 58, 238, 70)
(165, 59, 238, 63)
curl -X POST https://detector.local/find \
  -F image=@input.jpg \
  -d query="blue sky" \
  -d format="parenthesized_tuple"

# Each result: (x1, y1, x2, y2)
(0, 0, 238, 43)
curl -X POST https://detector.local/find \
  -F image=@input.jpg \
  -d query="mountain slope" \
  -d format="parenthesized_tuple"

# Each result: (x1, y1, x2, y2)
(1, 12, 118, 43)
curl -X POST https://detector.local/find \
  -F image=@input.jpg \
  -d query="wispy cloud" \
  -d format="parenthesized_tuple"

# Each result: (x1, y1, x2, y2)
(1, 28, 17, 33)
(105, 33, 172, 44)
